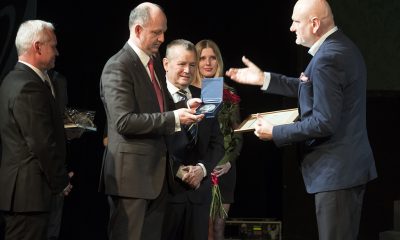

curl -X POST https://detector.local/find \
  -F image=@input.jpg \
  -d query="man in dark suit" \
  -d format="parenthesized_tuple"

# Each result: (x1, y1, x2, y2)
(0, 20, 72, 240)
(161, 39, 224, 240)
(226, 0, 377, 239)
(99, 3, 203, 240)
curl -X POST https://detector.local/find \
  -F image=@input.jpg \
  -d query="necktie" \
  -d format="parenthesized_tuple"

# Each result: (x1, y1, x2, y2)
(176, 89, 188, 102)
(44, 73, 55, 97)
(176, 89, 197, 147)
(148, 58, 164, 112)
(186, 122, 198, 147)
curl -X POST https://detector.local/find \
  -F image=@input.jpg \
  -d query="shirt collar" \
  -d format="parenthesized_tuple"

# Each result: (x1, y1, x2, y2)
(18, 60, 48, 82)
(166, 78, 191, 98)
(308, 26, 338, 56)
(127, 39, 152, 66)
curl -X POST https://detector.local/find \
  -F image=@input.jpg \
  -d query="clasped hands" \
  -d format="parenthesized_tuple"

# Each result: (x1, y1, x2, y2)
(177, 98, 204, 126)
(177, 165, 204, 189)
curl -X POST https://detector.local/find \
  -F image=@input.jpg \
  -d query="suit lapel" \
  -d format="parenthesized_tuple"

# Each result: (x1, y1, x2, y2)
(123, 44, 166, 112)
(153, 54, 168, 111)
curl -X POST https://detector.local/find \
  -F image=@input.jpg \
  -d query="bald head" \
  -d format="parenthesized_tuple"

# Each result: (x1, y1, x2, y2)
(129, 2, 167, 55)
(290, 0, 335, 47)
(129, 2, 165, 29)
(294, 0, 334, 32)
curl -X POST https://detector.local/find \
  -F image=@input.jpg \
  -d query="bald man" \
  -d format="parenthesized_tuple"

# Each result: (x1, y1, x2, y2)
(226, 0, 377, 239)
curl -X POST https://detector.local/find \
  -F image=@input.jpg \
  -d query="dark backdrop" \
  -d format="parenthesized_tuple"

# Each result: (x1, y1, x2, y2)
(1, 0, 400, 239)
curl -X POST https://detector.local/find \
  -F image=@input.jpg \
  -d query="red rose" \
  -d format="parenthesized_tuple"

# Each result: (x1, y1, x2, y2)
(223, 89, 240, 104)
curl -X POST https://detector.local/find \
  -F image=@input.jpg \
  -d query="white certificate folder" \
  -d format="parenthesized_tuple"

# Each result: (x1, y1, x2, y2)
(234, 108, 299, 133)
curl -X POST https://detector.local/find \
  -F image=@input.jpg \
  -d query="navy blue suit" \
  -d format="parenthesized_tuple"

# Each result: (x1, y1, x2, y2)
(268, 30, 376, 193)
(265, 29, 377, 239)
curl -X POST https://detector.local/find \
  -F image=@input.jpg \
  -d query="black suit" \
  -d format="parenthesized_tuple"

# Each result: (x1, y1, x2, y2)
(0, 62, 69, 239)
(163, 85, 225, 240)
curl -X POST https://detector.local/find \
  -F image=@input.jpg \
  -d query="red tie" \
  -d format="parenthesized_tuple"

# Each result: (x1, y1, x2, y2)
(148, 58, 164, 112)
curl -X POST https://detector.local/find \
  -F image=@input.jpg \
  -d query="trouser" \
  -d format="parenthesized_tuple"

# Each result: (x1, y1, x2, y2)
(3, 211, 49, 240)
(315, 184, 366, 240)
(107, 181, 168, 240)
(47, 194, 64, 239)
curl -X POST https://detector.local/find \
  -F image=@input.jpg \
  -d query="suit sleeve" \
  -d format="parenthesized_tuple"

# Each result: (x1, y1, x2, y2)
(267, 73, 300, 97)
(101, 60, 175, 136)
(272, 54, 344, 147)
(13, 81, 68, 194)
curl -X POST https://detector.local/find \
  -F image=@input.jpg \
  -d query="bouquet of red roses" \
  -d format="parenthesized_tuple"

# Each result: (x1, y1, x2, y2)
(210, 87, 241, 220)
(223, 88, 241, 104)
(210, 172, 227, 220)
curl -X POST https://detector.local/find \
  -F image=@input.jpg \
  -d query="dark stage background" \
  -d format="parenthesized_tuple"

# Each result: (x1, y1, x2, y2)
(1, 0, 400, 239)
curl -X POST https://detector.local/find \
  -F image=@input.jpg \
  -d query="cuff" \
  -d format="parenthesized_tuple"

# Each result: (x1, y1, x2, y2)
(261, 72, 271, 90)
(196, 163, 207, 177)
(173, 110, 181, 132)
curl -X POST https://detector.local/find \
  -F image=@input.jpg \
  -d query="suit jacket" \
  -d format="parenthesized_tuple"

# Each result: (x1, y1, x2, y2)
(267, 30, 377, 193)
(99, 43, 176, 199)
(166, 85, 225, 204)
(0, 62, 68, 212)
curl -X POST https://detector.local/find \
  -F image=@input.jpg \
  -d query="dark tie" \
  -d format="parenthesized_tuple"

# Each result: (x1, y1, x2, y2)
(186, 122, 198, 147)
(176, 89, 198, 147)
(148, 57, 164, 112)
(44, 73, 55, 97)
(176, 89, 188, 102)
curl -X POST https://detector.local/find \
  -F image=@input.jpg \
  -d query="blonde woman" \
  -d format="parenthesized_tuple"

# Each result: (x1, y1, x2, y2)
(193, 39, 243, 240)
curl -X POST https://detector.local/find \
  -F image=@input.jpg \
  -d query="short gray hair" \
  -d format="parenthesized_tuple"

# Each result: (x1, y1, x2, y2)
(15, 20, 54, 56)
(165, 39, 197, 59)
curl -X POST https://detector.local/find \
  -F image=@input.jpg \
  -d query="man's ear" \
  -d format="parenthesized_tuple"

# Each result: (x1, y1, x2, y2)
(162, 58, 169, 71)
(134, 24, 142, 38)
(34, 41, 41, 54)
(310, 17, 321, 34)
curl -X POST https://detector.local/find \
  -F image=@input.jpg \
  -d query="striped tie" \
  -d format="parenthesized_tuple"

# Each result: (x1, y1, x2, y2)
(177, 89, 188, 101)
(176, 89, 197, 147)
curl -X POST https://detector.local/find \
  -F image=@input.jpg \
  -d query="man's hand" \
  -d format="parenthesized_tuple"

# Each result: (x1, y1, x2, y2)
(225, 56, 265, 86)
(182, 165, 204, 189)
(254, 114, 273, 141)
(187, 98, 202, 110)
(61, 171, 74, 196)
(176, 108, 204, 126)
(176, 165, 189, 179)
